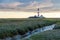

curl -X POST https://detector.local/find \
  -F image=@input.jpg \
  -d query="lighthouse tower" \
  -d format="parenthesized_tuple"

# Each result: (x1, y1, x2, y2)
(37, 8, 40, 17)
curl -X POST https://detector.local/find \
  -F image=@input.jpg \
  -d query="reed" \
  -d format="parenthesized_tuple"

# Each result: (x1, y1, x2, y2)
(0, 18, 56, 39)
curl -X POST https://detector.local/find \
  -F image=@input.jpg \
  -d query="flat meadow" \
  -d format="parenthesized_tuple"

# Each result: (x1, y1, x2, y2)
(21, 18, 60, 40)
(0, 18, 59, 39)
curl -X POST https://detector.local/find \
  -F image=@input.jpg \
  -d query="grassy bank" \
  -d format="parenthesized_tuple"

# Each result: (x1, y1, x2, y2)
(22, 18, 60, 40)
(53, 23, 60, 29)
(0, 18, 56, 39)
(23, 30, 60, 40)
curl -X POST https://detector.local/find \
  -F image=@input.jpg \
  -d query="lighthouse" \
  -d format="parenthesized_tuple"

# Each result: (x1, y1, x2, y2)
(29, 8, 45, 18)
(37, 8, 40, 17)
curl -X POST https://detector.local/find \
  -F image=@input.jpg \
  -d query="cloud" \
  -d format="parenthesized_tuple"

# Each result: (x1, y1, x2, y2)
(0, 0, 24, 9)
(0, 0, 60, 12)
(26, 1, 53, 9)
(0, 2, 23, 8)
(0, 0, 24, 10)
(20, 0, 54, 12)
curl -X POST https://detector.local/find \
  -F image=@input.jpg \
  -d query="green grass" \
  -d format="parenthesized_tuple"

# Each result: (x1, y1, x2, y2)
(22, 29, 60, 40)
(0, 18, 56, 39)
(53, 23, 60, 29)
(21, 18, 60, 40)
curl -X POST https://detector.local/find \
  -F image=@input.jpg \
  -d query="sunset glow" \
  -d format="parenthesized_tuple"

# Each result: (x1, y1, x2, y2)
(0, 0, 59, 18)
(0, 11, 60, 18)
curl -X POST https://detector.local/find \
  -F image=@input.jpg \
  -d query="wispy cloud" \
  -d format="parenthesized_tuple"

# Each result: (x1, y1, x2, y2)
(0, 0, 59, 12)
(20, 0, 54, 12)
(0, 2, 23, 8)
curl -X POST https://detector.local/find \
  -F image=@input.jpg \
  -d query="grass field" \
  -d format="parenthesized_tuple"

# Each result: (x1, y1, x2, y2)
(22, 30, 60, 40)
(0, 18, 57, 39)
(21, 18, 60, 40)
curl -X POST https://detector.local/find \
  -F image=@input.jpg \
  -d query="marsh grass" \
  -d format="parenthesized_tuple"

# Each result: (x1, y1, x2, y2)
(53, 23, 60, 29)
(0, 18, 56, 39)
(21, 18, 60, 40)
(22, 30, 60, 40)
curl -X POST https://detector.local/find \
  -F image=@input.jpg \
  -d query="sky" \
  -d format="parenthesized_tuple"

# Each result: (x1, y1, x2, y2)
(0, 0, 60, 18)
